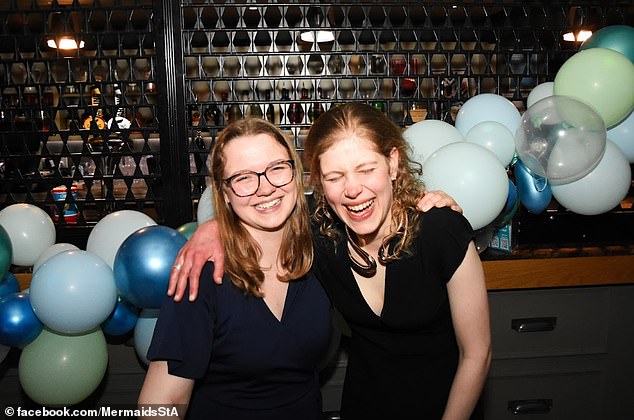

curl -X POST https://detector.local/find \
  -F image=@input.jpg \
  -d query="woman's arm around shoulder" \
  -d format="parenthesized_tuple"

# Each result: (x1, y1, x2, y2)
(443, 242, 492, 420)
(168, 219, 225, 302)
(138, 361, 195, 420)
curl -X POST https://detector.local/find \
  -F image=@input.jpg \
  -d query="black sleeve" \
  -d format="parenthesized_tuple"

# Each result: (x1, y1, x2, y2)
(418, 207, 474, 283)
(146, 262, 216, 379)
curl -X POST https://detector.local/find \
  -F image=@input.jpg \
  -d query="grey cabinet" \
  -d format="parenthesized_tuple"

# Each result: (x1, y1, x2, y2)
(482, 285, 634, 420)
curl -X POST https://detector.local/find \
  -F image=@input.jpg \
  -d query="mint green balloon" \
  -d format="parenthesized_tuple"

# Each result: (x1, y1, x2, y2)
(18, 328, 108, 406)
(0, 225, 11, 280)
(554, 47, 634, 128)
(176, 221, 198, 239)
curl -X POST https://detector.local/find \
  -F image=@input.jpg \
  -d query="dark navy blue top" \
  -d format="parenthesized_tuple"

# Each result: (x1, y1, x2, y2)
(314, 207, 475, 420)
(147, 262, 332, 420)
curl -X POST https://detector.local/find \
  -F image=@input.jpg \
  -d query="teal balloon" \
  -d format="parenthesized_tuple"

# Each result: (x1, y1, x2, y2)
(18, 328, 108, 406)
(101, 298, 140, 336)
(0, 292, 43, 348)
(0, 225, 11, 280)
(580, 25, 634, 63)
(0, 272, 20, 298)
(176, 221, 198, 240)
(514, 160, 552, 215)
(113, 226, 187, 309)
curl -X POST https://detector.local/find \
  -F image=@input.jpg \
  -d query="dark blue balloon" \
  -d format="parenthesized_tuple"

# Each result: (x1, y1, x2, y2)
(102, 298, 140, 336)
(0, 272, 20, 298)
(502, 179, 518, 215)
(113, 225, 187, 309)
(514, 159, 552, 214)
(0, 292, 43, 348)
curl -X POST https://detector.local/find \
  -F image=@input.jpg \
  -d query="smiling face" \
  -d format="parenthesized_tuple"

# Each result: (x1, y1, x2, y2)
(221, 133, 297, 237)
(319, 134, 399, 246)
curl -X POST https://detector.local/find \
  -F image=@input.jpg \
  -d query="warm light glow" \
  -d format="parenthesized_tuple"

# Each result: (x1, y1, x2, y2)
(300, 30, 335, 43)
(563, 30, 593, 42)
(577, 30, 593, 42)
(47, 36, 85, 50)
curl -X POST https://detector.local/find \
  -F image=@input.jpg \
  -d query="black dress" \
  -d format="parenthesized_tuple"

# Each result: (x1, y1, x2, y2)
(314, 207, 475, 420)
(147, 262, 333, 420)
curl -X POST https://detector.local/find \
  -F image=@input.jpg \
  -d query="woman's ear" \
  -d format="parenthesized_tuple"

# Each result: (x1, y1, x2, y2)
(388, 147, 399, 180)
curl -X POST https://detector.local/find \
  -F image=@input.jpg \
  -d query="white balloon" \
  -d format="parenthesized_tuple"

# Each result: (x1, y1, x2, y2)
(527, 82, 554, 108)
(552, 141, 631, 216)
(196, 186, 216, 223)
(86, 210, 156, 268)
(403, 120, 464, 166)
(423, 142, 509, 230)
(607, 110, 634, 163)
(33, 242, 79, 273)
(134, 309, 160, 365)
(465, 121, 516, 167)
(455, 93, 521, 138)
(0, 204, 56, 267)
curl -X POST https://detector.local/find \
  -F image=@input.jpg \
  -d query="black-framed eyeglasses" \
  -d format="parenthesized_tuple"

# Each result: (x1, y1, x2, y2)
(223, 159, 295, 197)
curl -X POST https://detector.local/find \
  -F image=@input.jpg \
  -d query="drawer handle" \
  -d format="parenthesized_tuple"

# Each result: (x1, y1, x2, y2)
(511, 317, 557, 333)
(508, 399, 553, 415)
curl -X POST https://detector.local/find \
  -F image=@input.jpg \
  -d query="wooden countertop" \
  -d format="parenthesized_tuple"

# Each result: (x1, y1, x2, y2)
(483, 254, 634, 290)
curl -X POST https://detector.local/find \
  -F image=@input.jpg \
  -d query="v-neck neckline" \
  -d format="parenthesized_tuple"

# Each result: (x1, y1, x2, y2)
(337, 239, 388, 320)
(260, 280, 297, 323)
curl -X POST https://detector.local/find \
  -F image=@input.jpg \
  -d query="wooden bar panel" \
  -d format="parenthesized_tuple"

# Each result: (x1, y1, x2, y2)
(483, 255, 634, 290)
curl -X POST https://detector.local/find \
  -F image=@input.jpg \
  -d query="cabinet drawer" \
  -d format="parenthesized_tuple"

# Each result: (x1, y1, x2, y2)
(488, 288, 609, 359)
(482, 370, 604, 420)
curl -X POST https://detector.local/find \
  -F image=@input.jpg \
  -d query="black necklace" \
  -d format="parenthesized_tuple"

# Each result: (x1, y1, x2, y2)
(346, 226, 389, 277)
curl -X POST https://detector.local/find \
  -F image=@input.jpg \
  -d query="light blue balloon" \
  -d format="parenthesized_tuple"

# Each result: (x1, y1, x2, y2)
(133, 309, 160, 365)
(0, 292, 43, 348)
(455, 93, 521, 138)
(30, 250, 118, 334)
(0, 272, 20, 298)
(113, 226, 187, 309)
(514, 159, 552, 214)
(608, 110, 634, 163)
(101, 298, 140, 336)
(551, 141, 631, 216)
(197, 186, 216, 223)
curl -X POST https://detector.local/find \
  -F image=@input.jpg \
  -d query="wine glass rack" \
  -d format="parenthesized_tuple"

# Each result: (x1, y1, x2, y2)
(0, 1, 632, 248)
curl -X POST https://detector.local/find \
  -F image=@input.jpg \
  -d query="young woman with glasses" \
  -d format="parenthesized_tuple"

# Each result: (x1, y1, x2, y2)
(138, 118, 333, 419)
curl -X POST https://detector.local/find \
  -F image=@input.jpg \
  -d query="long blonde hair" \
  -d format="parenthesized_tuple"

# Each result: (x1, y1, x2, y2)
(304, 103, 425, 260)
(210, 118, 313, 296)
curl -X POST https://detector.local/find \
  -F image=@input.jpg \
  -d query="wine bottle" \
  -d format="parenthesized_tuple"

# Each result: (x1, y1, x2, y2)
(107, 84, 132, 132)
(192, 130, 207, 193)
(83, 86, 106, 150)
(226, 104, 243, 124)
(204, 104, 222, 127)
(246, 104, 263, 119)
(307, 102, 324, 123)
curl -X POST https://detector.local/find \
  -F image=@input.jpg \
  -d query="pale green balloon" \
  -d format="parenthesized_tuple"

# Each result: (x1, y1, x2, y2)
(18, 328, 108, 406)
(554, 47, 634, 128)
(176, 221, 198, 240)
